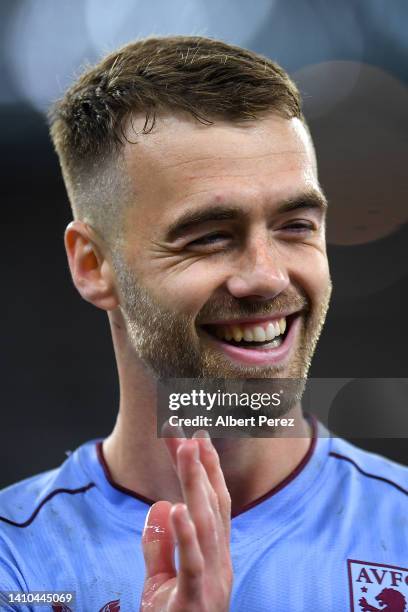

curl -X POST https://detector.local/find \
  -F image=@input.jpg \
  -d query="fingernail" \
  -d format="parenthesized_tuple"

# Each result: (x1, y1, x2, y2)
(161, 420, 186, 439)
(193, 429, 212, 449)
(192, 440, 200, 460)
(178, 503, 188, 521)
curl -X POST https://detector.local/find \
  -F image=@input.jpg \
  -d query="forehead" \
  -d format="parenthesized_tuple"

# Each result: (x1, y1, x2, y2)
(122, 112, 318, 225)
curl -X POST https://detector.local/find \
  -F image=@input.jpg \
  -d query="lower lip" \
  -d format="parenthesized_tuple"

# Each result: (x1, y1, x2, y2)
(202, 316, 301, 366)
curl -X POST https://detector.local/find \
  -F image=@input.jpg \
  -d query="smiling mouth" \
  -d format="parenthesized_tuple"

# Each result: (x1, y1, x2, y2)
(201, 313, 296, 351)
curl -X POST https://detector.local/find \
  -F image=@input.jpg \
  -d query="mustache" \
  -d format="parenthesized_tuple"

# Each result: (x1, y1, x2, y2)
(196, 290, 309, 324)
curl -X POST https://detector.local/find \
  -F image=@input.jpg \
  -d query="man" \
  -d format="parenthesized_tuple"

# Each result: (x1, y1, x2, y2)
(0, 36, 406, 612)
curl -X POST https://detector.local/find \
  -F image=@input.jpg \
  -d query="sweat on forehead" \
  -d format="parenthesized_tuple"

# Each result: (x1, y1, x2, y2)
(121, 112, 316, 195)
(118, 112, 318, 226)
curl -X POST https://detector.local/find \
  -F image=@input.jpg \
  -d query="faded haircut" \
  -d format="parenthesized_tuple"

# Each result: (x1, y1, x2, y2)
(48, 35, 304, 247)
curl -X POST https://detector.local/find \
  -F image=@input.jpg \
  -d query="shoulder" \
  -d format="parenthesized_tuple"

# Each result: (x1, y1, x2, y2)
(0, 442, 98, 587)
(328, 435, 408, 500)
(0, 440, 101, 591)
(0, 468, 59, 528)
(0, 442, 96, 530)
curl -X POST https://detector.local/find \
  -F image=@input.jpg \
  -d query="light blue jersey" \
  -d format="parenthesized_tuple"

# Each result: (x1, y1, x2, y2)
(0, 420, 407, 611)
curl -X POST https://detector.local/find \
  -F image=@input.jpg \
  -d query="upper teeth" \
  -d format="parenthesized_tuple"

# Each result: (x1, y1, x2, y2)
(214, 317, 286, 342)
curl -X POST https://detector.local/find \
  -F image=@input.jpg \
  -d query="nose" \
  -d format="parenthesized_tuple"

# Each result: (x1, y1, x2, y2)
(225, 235, 289, 301)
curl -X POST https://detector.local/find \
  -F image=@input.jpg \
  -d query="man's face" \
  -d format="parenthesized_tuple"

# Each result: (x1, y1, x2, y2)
(112, 112, 331, 381)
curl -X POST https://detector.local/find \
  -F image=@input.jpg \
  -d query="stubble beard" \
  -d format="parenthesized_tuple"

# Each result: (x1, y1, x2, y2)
(112, 254, 332, 417)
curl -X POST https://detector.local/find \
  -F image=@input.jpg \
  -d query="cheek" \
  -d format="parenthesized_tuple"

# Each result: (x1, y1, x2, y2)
(147, 260, 227, 316)
(289, 248, 331, 304)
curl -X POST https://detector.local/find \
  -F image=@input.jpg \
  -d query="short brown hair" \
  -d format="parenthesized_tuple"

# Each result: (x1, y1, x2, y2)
(49, 35, 304, 244)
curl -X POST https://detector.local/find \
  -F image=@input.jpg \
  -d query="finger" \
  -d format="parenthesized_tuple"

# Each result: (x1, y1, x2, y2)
(192, 431, 232, 541)
(176, 439, 220, 565)
(191, 433, 232, 579)
(141, 500, 176, 579)
(162, 430, 223, 532)
(161, 420, 186, 470)
(170, 503, 204, 604)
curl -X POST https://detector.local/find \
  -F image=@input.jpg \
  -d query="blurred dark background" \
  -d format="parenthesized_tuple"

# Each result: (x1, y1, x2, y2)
(1, 0, 407, 488)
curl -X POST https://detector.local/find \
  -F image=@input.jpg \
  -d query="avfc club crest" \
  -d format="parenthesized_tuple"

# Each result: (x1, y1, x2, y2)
(348, 559, 408, 611)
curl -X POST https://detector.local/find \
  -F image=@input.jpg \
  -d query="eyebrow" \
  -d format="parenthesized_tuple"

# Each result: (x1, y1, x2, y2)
(165, 190, 327, 241)
(277, 191, 328, 214)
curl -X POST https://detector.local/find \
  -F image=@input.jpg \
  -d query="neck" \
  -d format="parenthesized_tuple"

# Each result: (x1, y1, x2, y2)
(102, 313, 313, 516)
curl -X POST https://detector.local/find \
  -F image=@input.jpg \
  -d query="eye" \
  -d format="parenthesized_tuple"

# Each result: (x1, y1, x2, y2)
(188, 232, 231, 246)
(280, 221, 315, 233)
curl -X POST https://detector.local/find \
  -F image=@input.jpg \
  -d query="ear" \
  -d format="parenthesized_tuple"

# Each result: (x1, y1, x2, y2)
(64, 221, 119, 311)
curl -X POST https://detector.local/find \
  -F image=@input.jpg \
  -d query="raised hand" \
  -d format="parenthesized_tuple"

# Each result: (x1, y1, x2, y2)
(140, 431, 233, 612)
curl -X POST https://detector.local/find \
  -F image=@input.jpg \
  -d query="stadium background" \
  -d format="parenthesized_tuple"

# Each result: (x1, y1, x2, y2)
(0, 0, 407, 487)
